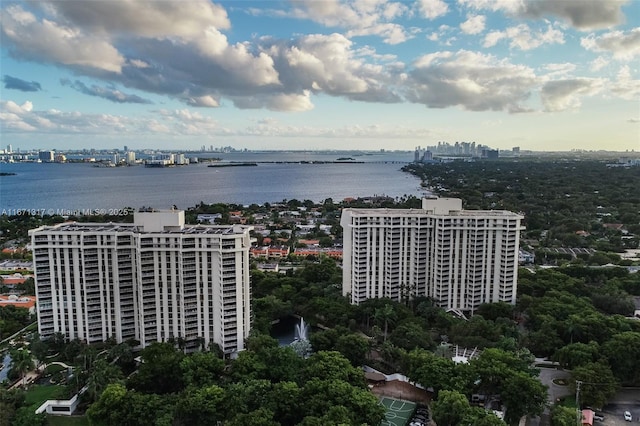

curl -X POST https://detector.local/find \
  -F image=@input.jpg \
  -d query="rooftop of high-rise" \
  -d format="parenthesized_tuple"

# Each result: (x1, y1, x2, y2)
(32, 222, 247, 235)
(343, 197, 523, 218)
(30, 208, 251, 235)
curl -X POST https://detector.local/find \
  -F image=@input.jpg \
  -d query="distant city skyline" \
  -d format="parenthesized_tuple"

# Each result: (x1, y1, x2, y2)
(1, 0, 639, 152)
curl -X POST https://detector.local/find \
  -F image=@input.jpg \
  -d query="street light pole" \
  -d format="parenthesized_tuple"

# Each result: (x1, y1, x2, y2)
(576, 380, 582, 426)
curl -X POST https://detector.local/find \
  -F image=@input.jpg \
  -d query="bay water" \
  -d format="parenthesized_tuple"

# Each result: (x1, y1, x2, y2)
(0, 151, 424, 212)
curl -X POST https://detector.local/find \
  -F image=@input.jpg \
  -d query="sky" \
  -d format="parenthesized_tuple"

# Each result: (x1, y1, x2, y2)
(1, 0, 639, 152)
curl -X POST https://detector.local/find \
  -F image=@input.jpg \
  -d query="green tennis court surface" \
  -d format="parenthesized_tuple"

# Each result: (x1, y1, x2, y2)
(380, 396, 416, 426)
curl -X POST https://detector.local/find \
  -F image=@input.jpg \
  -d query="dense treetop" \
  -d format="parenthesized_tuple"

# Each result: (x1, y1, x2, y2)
(403, 158, 640, 252)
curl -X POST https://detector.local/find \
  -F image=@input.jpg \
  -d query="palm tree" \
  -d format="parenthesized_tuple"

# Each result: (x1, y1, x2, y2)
(81, 345, 98, 371)
(565, 315, 584, 344)
(10, 347, 34, 386)
(87, 359, 122, 402)
(374, 304, 396, 342)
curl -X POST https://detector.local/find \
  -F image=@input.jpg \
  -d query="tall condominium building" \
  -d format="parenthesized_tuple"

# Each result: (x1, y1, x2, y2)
(29, 209, 253, 355)
(340, 198, 523, 313)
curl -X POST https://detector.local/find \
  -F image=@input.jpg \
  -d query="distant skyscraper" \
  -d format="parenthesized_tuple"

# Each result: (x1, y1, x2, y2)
(126, 151, 136, 165)
(38, 150, 54, 162)
(341, 198, 523, 313)
(482, 149, 499, 159)
(30, 209, 254, 354)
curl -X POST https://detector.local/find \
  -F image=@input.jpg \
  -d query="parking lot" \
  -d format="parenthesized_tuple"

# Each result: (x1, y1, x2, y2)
(531, 367, 640, 426)
(598, 402, 640, 426)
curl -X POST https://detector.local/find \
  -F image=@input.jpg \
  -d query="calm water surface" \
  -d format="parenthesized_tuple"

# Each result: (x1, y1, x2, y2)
(1, 152, 423, 211)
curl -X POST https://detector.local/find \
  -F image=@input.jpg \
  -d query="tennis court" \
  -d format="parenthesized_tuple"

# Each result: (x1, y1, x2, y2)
(380, 396, 416, 426)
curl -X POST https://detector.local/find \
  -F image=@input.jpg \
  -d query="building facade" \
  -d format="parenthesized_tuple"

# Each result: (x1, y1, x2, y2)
(340, 198, 523, 313)
(30, 209, 253, 354)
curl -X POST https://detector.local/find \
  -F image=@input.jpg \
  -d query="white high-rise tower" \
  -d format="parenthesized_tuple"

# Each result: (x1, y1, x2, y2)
(30, 209, 253, 355)
(340, 198, 523, 313)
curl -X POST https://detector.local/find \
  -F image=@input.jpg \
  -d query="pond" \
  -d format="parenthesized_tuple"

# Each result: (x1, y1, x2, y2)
(270, 315, 316, 346)
(270, 316, 300, 346)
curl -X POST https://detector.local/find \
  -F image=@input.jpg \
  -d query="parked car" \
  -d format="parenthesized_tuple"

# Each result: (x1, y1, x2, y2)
(624, 411, 632, 422)
(593, 414, 604, 422)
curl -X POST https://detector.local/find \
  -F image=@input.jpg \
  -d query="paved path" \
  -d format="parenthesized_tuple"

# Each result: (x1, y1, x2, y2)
(8, 370, 39, 390)
(538, 367, 572, 405)
(528, 366, 573, 426)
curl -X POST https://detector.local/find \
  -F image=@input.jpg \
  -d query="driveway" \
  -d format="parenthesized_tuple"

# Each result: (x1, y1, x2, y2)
(527, 365, 573, 426)
(538, 366, 573, 405)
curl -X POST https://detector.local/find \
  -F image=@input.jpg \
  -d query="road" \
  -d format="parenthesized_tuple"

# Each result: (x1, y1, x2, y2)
(527, 371, 640, 426)
(527, 365, 573, 426)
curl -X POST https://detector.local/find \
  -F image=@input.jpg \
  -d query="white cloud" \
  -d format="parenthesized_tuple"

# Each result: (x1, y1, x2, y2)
(483, 24, 564, 50)
(520, 0, 628, 31)
(1, 101, 38, 131)
(483, 31, 506, 48)
(610, 65, 640, 100)
(406, 50, 538, 113)
(145, 120, 172, 134)
(417, 0, 449, 19)
(194, 28, 280, 87)
(0, 99, 228, 136)
(49, 0, 231, 38)
(60, 79, 153, 104)
(268, 91, 315, 112)
(540, 78, 605, 111)
(2, 5, 125, 73)
(460, 15, 486, 35)
(3, 100, 34, 114)
(0, 112, 37, 131)
(1, 2, 281, 110)
(185, 95, 220, 108)
(2, 0, 634, 123)
(426, 24, 457, 45)
(543, 63, 577, 78)
(347, 22, 410, 45)
(354, 46, 398, 63)
(7, 25, 398, 114)
(459, 0, 628, 30)
(242, 118, 436, 139)
(128, 59, 150, 69)
(414, 51, 454, 68)
(457, 0, 521, 15)
(260, 33, 402, 105)
(230, 91, 315, 112)
(581, 28, 640, 61)
(287, 0, 412, 45)
(1, 100, 130, 133)
(589, 56, 609, 72)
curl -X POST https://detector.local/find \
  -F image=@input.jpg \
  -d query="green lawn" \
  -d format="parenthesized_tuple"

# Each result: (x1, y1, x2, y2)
(45, 364, 67, 374)
(25, 385, 66, 407)
(22, 385, 89, 425)
(558, 395, 578, 409)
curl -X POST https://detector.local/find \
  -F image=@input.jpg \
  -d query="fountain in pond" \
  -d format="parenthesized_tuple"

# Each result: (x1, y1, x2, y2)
(294, 317, 309, 341)
(290, 317, 312, 358)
